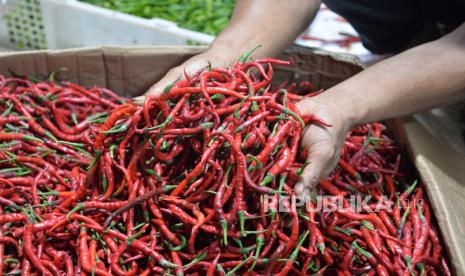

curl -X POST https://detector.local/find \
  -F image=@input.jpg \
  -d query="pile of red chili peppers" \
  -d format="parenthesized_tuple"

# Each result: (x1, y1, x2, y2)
(0, 54, 451, 275)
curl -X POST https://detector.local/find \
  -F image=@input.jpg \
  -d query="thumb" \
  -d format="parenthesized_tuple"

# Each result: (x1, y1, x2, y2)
(133, 68, 183, 105)
(294, 149, 334, 197)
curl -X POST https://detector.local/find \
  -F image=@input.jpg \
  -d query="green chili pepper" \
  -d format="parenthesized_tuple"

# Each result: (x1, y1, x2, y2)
(361, 220, 376, 231)
(164, 75, 181, 94)
(4, 258, 18, 264)
(397, 205, 411, 239)
(249, 234, 265, 271)
(165, 235, 187, 251)
(102, 175, 108, 193)
(246, 154, 263, 171)
(183, 251, 207, 270)
(44, 130, 59, 143)
(225, 256, 254, 276)
(209, 94, 224, 101)
(71, 112, 79, 125)
(287, 231, 310, 264)
(100, 123, 128, 134)
(278, 89, 288, 107)
(58, 140, 85, 148)
(352, 240, 373, 259)
(271, 143, 283, 156)
(403, 180, 418, 198)
(109, 144, 117, 158)
(66, 203, 85, 220)
(278, 174, 287, 194)
(45, 68, 66, 82)
(270, 121, 280, 137)
(87, 150, 103, 171)
(296, 161, 311, 177)
(239, 45, 262, 63)
(280, 106, 305, 127)
(0, 102, 13, 117)
(334, 226, 352, 236)
(200, 122, 214, 129)
(144, 115, 173, 131)
(126, 230, 146, 245)
(233, 95, 249, 119)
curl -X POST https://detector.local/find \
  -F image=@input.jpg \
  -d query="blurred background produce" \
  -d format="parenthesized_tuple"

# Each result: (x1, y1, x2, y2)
(0, 0, 369, 59)
(80, 0, 235, 35)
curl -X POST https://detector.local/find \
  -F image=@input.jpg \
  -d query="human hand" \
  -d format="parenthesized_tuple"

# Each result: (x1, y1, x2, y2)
(133, 50, 233, 104)
(294, 96, 352, 196)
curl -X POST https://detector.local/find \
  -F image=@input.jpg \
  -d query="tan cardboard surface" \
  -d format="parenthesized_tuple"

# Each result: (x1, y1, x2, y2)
(0, 46, 463, 274)
(0, 46, 363, 97)
(403, 116, 465, 274)
(0, 46, 206, 97)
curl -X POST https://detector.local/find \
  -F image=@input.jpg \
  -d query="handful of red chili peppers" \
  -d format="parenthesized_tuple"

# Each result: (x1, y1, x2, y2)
(0, 54, 451, 275)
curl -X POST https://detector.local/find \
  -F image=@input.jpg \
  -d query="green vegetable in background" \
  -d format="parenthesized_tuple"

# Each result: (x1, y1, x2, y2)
(80, 0, 235, 36)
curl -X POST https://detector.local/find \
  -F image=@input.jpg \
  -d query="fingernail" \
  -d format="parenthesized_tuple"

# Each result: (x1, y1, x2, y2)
(295, 183, 307, 197)
(301, 187, 310, 197)
(308, 187, 316, 197)
(132, 96, 146, 104)
(132, 96, 144, 101)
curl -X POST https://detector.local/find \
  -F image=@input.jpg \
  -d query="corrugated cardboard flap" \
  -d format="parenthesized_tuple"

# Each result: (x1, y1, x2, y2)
(403, 116, 465, 274)
(0, 45, 363, 97)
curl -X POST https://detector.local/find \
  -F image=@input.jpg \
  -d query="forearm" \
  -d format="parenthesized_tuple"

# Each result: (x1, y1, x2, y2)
(207, 0, 320, 62)
(311, 23, 465, 127)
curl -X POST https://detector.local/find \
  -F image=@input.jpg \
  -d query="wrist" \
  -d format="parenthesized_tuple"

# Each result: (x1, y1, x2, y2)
(296, 90, 363, 134)
(199, 49, 235, 69)
(205, 42, 242, 66)
(319, 90, 364, 130)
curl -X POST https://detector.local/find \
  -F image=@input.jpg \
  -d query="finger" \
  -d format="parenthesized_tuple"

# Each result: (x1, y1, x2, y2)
(294, 182, 311, 197)
(146, 69, 182, 96)
(132, 68, 183, 105)
(295, 150, 335, 197)
(134, 53, 229, 105)
(134, 74, 177, 103)
(132, 95, 146, 105)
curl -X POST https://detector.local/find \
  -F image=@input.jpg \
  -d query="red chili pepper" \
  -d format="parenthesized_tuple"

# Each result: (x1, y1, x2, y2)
(441, 257, 452, 276)
(254, 121, 294, 166)
(283, 193, 300, 257)
(171, 251, 184, 276)
(206, 253, 221, 276)
(319, 179, 348, 197)
(94, 104, 138, 151)
(379, 210, 396, 236)
(24, 222, 53, 276)
(412, 206, 429, 265)
(275, 231, 309, 276)
(234, 111, 270, 133)
(338, 159, 361, 180)
(0, 60, 448, 275)
(260, 146, 291, 186)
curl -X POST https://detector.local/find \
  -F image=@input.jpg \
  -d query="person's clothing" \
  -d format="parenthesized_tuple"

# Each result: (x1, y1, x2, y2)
(323, 0, 465, 54)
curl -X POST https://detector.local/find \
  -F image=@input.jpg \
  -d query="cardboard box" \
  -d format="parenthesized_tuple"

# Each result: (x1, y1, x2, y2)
(0, 46, 463, 274)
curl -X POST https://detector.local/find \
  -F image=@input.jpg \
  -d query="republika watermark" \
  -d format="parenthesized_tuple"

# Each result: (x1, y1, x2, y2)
(263, 194, 423, 213)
